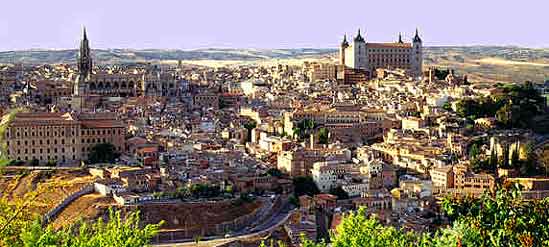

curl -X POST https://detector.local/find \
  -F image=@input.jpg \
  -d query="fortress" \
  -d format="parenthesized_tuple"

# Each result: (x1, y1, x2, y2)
(339, 29, 423, 77)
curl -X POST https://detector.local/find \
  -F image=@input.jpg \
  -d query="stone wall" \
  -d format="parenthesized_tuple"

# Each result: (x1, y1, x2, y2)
(153, 197, 283, 243)
(42, 183, 94, 225)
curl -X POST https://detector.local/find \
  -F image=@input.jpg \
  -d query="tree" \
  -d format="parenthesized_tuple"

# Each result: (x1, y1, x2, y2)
(29, 158, 39, 167)
(0, 196, 162, 247)
(296, 185, 549, 247)
(293, 119, 317, 140)
(266, 168, 283, 178)
(329, 187, 349, 200)
(88, 143, 119, 164)
(496, 102, 514, 127)
(469, 143, 480, 160)
(243, 120, 257, 142)
(442, 102, 452, 111)
(19, 209, 163, 247)
(541, 148, 549, 176)
(318, 128, 329, 145)
(293, 176, 320, 197)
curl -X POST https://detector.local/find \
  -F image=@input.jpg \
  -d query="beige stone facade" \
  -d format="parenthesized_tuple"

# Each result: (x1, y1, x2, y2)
(5, 112, 125, 164)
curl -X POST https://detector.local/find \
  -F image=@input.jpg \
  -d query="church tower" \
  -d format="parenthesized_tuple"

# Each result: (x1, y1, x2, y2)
(339, 34, 349, 65)
(351, 29, 367, 70)
(411, 28, 423, 77)
(75, 27, 92, 96)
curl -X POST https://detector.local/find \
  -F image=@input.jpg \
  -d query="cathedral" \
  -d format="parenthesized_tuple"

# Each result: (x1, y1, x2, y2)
(339, 29, 423, 77)
(72, 28, 180, 99)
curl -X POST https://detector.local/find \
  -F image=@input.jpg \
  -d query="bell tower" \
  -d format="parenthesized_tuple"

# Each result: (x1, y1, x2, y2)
(75, 27, 92, 96)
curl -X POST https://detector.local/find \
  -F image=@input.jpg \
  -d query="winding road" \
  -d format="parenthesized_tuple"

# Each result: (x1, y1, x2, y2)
(153, 205, 294, 247)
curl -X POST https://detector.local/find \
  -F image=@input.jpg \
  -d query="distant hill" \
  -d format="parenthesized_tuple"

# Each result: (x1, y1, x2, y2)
(0, 46, 547, 83)
(0, 48, 336, 64)
(424, 46, 549, 83)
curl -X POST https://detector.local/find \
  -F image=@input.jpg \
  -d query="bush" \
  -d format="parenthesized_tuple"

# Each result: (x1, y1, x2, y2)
(294, 185, 549, 247)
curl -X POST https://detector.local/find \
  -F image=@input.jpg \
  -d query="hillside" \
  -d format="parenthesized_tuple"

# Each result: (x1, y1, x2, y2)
(0, 46, 547, 83)
(424, 46, 549, 83)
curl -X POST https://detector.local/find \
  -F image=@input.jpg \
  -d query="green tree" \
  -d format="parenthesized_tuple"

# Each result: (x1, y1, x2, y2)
(88, 143, 119, 164)
(292, 185, 549, 247)
(540, 147, 549, 176)
(19, 209, 163, 247)
(266, 168, 283, 177)
(329, 187, 349, 200)
(318, 128, 329, 145)
(0, 198, 162, 247)
(243, 120, 257, 142)
(293, 176, 320, 197)
(469, 143, 480, 160)
(442, 102, 452, 111)
(293, 119, 317, 140)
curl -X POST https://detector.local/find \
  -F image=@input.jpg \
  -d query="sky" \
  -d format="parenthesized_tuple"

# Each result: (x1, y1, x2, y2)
(0, 0, 547, 51)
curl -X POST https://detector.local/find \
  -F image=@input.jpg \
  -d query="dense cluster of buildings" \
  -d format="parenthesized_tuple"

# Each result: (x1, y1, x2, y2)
(1, 27, 548, 245)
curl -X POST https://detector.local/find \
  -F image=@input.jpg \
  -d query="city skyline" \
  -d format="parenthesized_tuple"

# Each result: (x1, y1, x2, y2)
(1, 0, 548, 51)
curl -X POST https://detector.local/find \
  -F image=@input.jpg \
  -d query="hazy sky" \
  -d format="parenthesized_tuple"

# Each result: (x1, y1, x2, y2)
(1, 0, 547, 51)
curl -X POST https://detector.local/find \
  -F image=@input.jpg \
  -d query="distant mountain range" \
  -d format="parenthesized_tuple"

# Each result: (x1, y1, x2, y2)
(0, 46, 547, 83)
(0, 48, 337, 64)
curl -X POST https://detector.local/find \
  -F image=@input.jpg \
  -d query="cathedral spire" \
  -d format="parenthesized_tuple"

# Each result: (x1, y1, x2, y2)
(341, 34, 349, 47)
(83, 26, 88, 41)
(398, 32, 403, 43)
(413, 28, 422, 43)
(354, 28, 365, 42)
(77, 27, 92, 84)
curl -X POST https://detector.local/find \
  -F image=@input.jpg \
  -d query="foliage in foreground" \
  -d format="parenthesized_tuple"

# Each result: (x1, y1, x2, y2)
(269, 185, 549, 247)
(0, 206, 162, 247)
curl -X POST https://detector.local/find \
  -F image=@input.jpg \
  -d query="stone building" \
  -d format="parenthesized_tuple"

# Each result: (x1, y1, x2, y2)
(72, 28, 180, 99)
(4, 112, 126, 165)
(339, 29, 423, 77)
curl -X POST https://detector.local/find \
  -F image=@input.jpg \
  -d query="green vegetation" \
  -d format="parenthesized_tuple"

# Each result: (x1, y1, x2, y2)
(243, 120, 257, 142)
(455, 82, 546, 131)
(155, 184, 223, 200)
(329, 187, 349, 200)
(541, 147, 549, 176)
(292, 119, 316, 140)
(293, 176, 320, 197)
(470, 141, 537, 176)
(318, 128, 329, 145)
(266, 168, 283, 178)
(433, 68, 451, 80)
(455, 97, 505, 120)
(88, 143, 120, 164)
(289, 185, 549, 247)
(0, 190, 162, 247)
(442, 101, 452, 111)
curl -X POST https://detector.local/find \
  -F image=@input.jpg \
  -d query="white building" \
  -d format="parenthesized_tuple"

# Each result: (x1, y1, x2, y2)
(342, 183, 370, 197)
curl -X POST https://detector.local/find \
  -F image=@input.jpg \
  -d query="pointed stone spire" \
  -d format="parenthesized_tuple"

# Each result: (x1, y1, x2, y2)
(354, 28, 365, 42)
(341, 34, 349, 47)
(398, 32, 403, 43)
(83, 26, 88, 41)
(413, 28, 422, 43)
